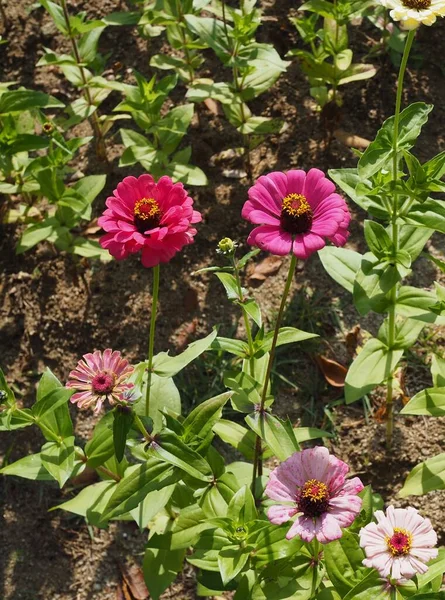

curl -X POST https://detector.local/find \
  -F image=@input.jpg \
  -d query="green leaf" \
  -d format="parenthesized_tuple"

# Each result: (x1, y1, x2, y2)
(16, 219, 58, 254)
(251, 524, 303, 567)
(212, 337, 250, 358)
(401, 387, 445, 416)
(396, 286, 440, 323)
(149, 430, 213, 481)
(398, 225, 433, 261)
(227, 485, 257, 525)
(378, 317, 425, 350)
(41, 436, 75, 487)
(143, 548, 185, 600)
(345, 338, 404, 403)
(213, 420, 258, 460)
(85, 412, 114, 468)
(0, 453, 55, 481)
(32, 388, 73, 426)
(318, 246, 362, 293)
(183, 391, 233, 442)
(184, 15, 231, 60)
(259, 327, 317, 354)
(358, 103, 433, 179)
(399, 453, 445, 497)
(186, 79, 235, 104)
(246, 412, 300, 460)
(148, 504, 212, 550)
(243, 298, 262, 328)
(342, 570, 390, 599)
(224, 369, 262, 412)
(53, 480, 116, 518)
(431, 354, 445, 387)
(135, 372, 181, 433)
(0, 89, 64, 114)
(337, 63, 377, 85)
(39, 0, 68, 33)
(100, 459, 179, 521)
(215, 272, 240, 301)
(416, 549, 445, 590)
(218, 545, 251, 585)
(153, 329, 217, 377)
(364, 220, 393, 259)
(36, 368, 73, 440)
(130, 484, 175, 529)
(324, 531, 368, 596)
(403, 198, 445, 234)
(112, 407, 134, 462)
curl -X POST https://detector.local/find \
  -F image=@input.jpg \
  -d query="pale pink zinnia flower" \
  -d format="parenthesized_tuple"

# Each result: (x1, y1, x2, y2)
(242, 169, 350, 259)
(265, 447, 364, 544)
(66, 349, 134, 414)
(98, 175, 202, 268)
(359, 506, 438, 581)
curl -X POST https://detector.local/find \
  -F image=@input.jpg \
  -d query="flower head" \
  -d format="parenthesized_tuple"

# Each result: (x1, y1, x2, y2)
(359, 506, 438, 581)
(66, 349, 134, 414)
(98, 175, 202, 268)
(380, 0, 445, 29)
(242, 169, 350, 260)
(265, 447, 364, 544)
(217, 237, 238, 255)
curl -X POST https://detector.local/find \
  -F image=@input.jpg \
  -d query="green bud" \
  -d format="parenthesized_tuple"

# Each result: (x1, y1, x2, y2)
(217, 237, 237, 255)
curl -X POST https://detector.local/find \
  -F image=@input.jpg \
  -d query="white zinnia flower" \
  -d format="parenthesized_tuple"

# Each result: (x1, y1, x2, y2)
(359, 506, 438, 581)
(380, 0, 445, 29)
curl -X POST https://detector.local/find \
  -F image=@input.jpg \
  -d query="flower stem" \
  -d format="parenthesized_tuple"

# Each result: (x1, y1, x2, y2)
(232, 257, 255, 376)
(385, 29, 415, 450)
(145, 264, 160, 418)
(59, 0, 108, 162)
(251, 253, 297, 494)
(133, 413, 152, 443)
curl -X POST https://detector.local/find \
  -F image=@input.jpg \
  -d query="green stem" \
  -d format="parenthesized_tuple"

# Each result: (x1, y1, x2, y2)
(385, 29, 415, 450)
(145, 264, 160, 418)
(251, 254, 297, 494)
(175, 0, 195, 82)
(59, 0, 107, 162)
(133, 413, 152, 443)
(74, 450, 121, 482)
(232, 258, 255, 376)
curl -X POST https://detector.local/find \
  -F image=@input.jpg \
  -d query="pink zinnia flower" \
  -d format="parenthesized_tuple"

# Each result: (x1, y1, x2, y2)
(242, 169, 350, 259)
(359, 506, 438, 581)
(98, 175, 202, 268)
(66, 349, 134, 414)
(265, 447, 364, 544)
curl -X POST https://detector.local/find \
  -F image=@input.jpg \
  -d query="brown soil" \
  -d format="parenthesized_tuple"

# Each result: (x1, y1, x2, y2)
(1, 1, 445, 598)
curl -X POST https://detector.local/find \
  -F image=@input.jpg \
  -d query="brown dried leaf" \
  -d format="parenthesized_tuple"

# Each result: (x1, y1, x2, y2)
(248, 256, 283, 285)
(115, 584, 126, 600)
(334, 129, 371, 150)
(175, 318, 198, 351)
(345, 325, 361, 357)
(374, 404, 387, 423)
(204, 98, 222, 115)
(315, 355, 347, 387)
(84, 218, 101, 235)
(120, 564, 149, 600)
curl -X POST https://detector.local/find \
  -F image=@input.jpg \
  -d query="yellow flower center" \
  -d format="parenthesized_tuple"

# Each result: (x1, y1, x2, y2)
(301, 479, 329, 501)
(280, 193, 313, 234)
(133, 197, 162, 233)
(402, 0, 431, 9)
(297, 479, 330, 518)
(387, 528, 413, 556)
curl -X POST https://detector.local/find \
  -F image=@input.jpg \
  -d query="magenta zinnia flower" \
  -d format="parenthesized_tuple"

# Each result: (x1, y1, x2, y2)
(265, 447, 364, 544)
(66, 349, 134, 414)
(98, 175, 202, 268)
(242, 169, 350, 259)
(359, 506, 438, 581)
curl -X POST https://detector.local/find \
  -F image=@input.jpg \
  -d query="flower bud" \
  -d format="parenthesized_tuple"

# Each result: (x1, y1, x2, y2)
(217, 237, 237, 255)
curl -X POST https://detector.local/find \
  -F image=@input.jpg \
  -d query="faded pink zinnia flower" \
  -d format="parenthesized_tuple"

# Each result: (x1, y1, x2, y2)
(242, 169, 350, 259)
(66, 349, 134, 414)
(265, 447, 364, 544)
(98, 175, 202, 268)
(359, 506, 438, 581)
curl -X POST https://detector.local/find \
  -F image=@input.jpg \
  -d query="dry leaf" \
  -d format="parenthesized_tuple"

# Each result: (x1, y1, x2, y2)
(345, 325, 361, 357)
(203, 97, 222, 115)
(222, 168, 247, 179)
(175, 318, 198, 351)
(120, 564, 149, 600)
(334, 129, 371, 150)
(248, 256, 283, 285)
(315, 355, 347, 387)
(84, 218, 101, 235)
(374, 404, 387, 423)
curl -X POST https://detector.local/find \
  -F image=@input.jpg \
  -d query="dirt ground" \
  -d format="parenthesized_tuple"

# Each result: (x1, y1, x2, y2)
(1, 0, 445, 598)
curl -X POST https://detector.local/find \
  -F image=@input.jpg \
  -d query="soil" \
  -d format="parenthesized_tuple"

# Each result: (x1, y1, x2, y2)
(1, 0, 445, 598)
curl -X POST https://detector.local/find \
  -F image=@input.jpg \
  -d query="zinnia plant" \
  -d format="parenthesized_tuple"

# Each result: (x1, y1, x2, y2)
(360, 506, 438, 581)
(266, 447, 364, 543)
(66, 349, 134, 414)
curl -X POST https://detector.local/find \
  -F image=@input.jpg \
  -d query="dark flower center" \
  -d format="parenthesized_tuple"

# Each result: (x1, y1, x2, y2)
(297, 479, 330, 518)
(280, 193, 313, 234)
(91, 372, 115, 395)
(134, 197, 162, 234)
(387, 528, 412, 556)
(402, 0, 431, 9)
